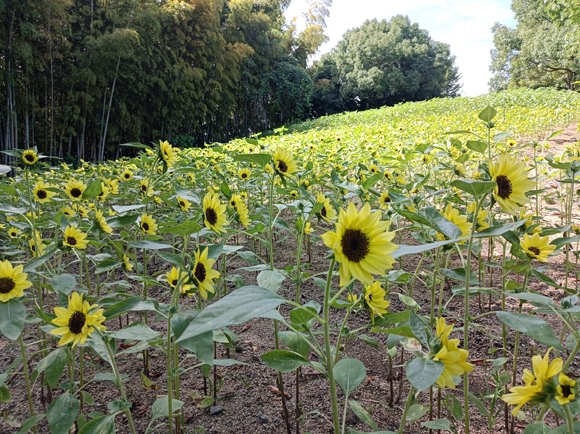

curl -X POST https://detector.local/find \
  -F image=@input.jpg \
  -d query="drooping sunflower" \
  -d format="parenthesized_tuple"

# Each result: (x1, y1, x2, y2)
(33, 181, 54, 203)
(273, 148, 297, 177)
(238, 168, 251, 181)
(121, 169, 133, 181)
(432, 317, 474, 389)
(97, 183, 110, 202)
(203, 192, 228, 234)
(555, 373, 577, 405)
(192, 248, 220, 299)
(437, 204, 472, 242)
(122, 254, 134, 272)
(106, 179, 120, 194)
(50, 292, 106, 347)
(63, 225, 89, 250)
(94, 210, 113, 234)
(65, 180, 87, 201)
(321, 202, 398, 286)
(236, 201, 250, 229)
(22, 149, 38, 165)
(177, 196, 191, 212)
(489, 154, 535, 215)
(316, 193, 337, 222)
(159, 140, 177, 167)
(363, 281, 390, 324)
(140, 213, 157, 235)
(165, 267, 193, 294)
(29, 232, 46, 258)
(0, 260, 32, 302)
(520, 233, 556, 262)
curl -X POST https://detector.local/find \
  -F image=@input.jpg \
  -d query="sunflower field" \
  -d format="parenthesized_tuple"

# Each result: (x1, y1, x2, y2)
(2, 87, 580, 434)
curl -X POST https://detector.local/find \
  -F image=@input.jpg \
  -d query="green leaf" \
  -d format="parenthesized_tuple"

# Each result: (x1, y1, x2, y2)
(163, 221, 202, 236)
(407, 404, 429, 422)
(0, 299, 26, 340)
(409, 311, 428, 347)
(523, 423, 554, 434)
(119, 142, 151, 149)
(406, 358, 444, 392)
(47, 393, 79, 434)
(109, 322, 161, 341)
(172, 315, 213, 365)
(0, 204, 27, 214)
(23, 247, 58, 272)
(466, 140, 487, 154)
(279, 331, 310, 358)
(34, 348, 66, 388)
(77, 415, 115, 434)
(107, 214, 140, 228)
(175, 286, 285, 343)
(50, 274, 76, 295)
(333, 358, 366, 396)
(95, 259, 120, 274)
(129, 240, 172, 250)
(370, 326, 416, 338)
(104, 296, 143, 320)
(289, 306, 318, 325)
(474, 220, 526, 238)
(531, 269, 565, 290)
(261, 350, 309, 373)
(478, 105, 497, 122)
(496, 312, 562, 350)
(16, 414, 46, 434)
(421, 206, 462, 239)
(112, 205, 145, 213)
(421, 418, 451, 431)
(450, 180, 496, 198)
(82, 180, 102, 200)
(151, 397, 185, 420)
(468, 392, 490, 418)
(257, 270, 285, 293)
(349, 400, 378, 430)
(441, 268, 479, 284)
(156, 251, 185, 269)
(232, 153, 272, 168)
(358, 334, 379, 350)
(174, 186, 201, 204)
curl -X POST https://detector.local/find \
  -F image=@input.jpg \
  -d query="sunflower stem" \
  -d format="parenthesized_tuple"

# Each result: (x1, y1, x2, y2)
(323, 258, 340, 434)
(397, 385, 415, 434)
(19, 335, 36, 434)
(564, 403, 575, 434)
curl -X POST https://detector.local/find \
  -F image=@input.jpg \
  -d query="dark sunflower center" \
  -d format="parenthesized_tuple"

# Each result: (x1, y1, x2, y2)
(321, 206, 327, 217)
(0, 277, 16, 294)
(37, 190, 47, 199)
(142, 222, 150, 231)
(368, 294, 373, 301)
(24, 153, 35, 162)
(205, 207, 218, 225)
(69, 311, 86, 334)
(230, 201, 236, 207)
(384, 197, 391, 203)
(180, 201, 185, 207)
(124, 173, 130, 179)
(561, 385, 572, 397)
(341, 228, 370, 263)
(195, 263, 207, 282)
(66, 236, 77, 246)
(141, 185, 147, 192)
(528, 246, 541, 256)
(242, 173, 247, 179)
(277, 159, 288, 173)
(71, 188, 82, 198)
(496, 175, 513, 199)
(172, 279, 178, 286)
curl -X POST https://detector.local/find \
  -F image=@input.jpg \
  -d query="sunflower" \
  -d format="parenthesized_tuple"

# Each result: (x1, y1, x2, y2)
(203, 192, 228, 234)
(8, 228, 21, 238)
(106, 179, 120, 194)
(0, 260, 32, 302)
(467, 202, 489, 231)
(29, 232, 46, 258)
(140, 179, 152, 196)
(555, 373, 577, 405)
(240, 192, 248, 200)
(159, 140, 177, 167)
(290, 190, 298, 199)
(187, 173, 196, 183)
(33, 181, 54, 203)
(65, 180, 87, 201)
(304, 222, 313, 235)
(383, 170, 393, 181)
(63, 225, 89, 250)
(316, 193, 337, 222)
(321, 203, 398, 286)
(507, 139, 517, 147)
(379, 192, 391, 209)
(238, 168, 251, 181)
(489, 154, 535, 215)
(437, 204, 472, 242)
(363, 281, 390, 324)
(273, 148, 297, 177)
(519, 210, 541, 233)
(432, 317, 474, 389)
(94, 210, 113, 234)
(50, 292, 106, 347)
(97, 183, 110, 202)
(368, 164, 380, 174)
(229, 194, 241, 208)
(520, 233, 556, 262)
(140, 213, 157, 235)
(121, 169, 133, 181)
(165, 267, 193, 294)
(236, 201, 250, 229)
(122, 254, 133, 272)
(177, 196, 191, 212)
(22, 149, 38, 165)
(192, 248, 220, 299)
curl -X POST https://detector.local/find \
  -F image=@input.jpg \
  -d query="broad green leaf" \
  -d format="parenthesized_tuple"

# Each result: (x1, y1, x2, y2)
(107, 214, 139, 228)
(174, 186, 200, 204)
(82, 180, 102, 200)
(478, 105, 497, 122)
(333, 358, 366, 396)
(151, 397, 184, 420)
(49, 274, 76, 295)
(407, 404, 429, 422)
(156, 251, 185, 269)
(349, 400, 378, 430)
(109, 322, 160, 341)
(104, 296, 142, 319)
(409, 311, 428, 347)
(129, 240, 172, 250)
(450, 180, 496, 197)
(112, 205, 145, 213)
(441, 268, 479, 284)
(406, 358, 444, 392)
(0, 165, 10, 175)
(496, 312, 562, 350)
(34, 348, 66, 388)
(16, 414, 46, 434)
(257, 270, 285, 293)
(261, 350, 309, 373)
(232, 153, 272, 168)
(47, 393, 79, 434)
(466, 140, 487, 154)
(163, 221, 202, 236)
(421, 418, 451, 431)
(23, 247, 59, 272)
(77, 415, 115, 434)
(421, 206, 462, 239)
(119, 142, 151, 149)
(0, 299, 26, 340)
(172, 315, 213, 365)
(279, 331, 310, 358)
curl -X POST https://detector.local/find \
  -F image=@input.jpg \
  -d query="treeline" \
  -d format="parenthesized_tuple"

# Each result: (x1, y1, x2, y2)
(1, 0, 461, 163)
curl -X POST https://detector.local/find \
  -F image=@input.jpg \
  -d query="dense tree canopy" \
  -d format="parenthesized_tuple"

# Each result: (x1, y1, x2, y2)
(310, 15, 461, 116)
(489, 0, 580, 91)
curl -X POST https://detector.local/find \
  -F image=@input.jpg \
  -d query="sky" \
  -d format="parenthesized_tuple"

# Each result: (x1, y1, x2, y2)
(284, 0, 517, 97)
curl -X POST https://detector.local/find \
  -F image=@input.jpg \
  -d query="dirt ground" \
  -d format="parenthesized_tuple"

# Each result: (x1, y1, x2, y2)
(1, 123, 580, 434)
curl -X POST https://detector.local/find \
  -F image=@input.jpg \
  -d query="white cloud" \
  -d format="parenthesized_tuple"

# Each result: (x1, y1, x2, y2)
(285, 0, 516, 96)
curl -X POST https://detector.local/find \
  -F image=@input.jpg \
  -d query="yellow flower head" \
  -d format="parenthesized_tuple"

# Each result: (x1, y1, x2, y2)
(140, 213, 157, 235)
(489, 154, 535, 215)
(316, 193, 337, 222)
(22, 149, 38, 165)
(33, 181, 54, 203)
(520, 233, 556, 263)
(238, 168, 251, 181)
(273, 148, 297, 177)
(121, 169, 133, 181)
(433, 317, 474, 389)
(467, 202, 489, 231)
(159, 140, 177, 167)
(437, 204, 472, 242)
(65, 180, 87, 201)
(177, 196, 191, 212)
(203, 192, 228, 234)
(555, 373, 577, 405)
(122, 255, 133, 272)
(50, 292, 106, 347)
(364, 281, 389, 324)
(236, 201, 250, 229)
(94, 210, 113, 234)
(165, 267, 193, 293)
(290, 190, 298, 199)
(321, 203, 398, 286)
(0, 260, 32, 303)
(192, 248, 220, 299)
(63, 225, 89, 250)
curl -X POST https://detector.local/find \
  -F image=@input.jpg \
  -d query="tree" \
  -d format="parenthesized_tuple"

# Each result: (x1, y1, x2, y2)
(310, 15, 461, 113)
(489, 0, 580, 91)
